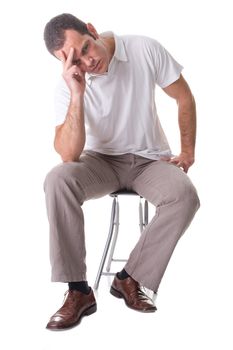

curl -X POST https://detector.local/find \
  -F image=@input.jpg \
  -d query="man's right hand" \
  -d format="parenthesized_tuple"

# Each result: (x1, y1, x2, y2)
(61, 47, 86, 96)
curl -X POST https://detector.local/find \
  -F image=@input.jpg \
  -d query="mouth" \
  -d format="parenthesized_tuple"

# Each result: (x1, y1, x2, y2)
(91, 60, 101, 73)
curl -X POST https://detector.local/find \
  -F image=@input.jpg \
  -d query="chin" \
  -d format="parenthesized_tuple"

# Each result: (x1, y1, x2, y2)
(99, 60, 108, 73)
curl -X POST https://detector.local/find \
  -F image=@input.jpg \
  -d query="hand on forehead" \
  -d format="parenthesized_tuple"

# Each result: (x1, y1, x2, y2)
(61, 47, 74, 63)
(55, 46, 74, 63)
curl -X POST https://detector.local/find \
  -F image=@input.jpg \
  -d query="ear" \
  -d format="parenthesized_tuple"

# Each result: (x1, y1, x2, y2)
(86, 23, 99, 39)
(53, 49, 66, 62)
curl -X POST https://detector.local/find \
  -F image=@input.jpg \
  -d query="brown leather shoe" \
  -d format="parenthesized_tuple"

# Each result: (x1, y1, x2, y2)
(110, 275, 157, 313)
(46, 289, 97, 330)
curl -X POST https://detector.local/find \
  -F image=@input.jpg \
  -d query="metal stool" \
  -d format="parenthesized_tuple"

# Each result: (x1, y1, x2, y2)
(93, 189, 149, 290)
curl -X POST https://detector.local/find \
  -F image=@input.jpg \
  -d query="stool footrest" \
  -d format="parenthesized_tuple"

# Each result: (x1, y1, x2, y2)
(112, 258, 127, 262)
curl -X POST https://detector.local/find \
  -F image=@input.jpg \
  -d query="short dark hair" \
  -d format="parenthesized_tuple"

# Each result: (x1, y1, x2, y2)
(44, 13, 92, 55)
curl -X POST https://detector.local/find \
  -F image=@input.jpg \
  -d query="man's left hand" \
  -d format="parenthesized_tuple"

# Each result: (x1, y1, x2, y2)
(168, 152, 195, 173)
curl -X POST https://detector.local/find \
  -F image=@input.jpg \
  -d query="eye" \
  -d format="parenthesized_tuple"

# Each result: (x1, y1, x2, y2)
(73, 59, 81, 66)
(82, 43, 89, 55)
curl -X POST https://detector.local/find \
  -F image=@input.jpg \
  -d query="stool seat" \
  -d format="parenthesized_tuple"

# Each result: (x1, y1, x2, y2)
(110, 189, 139, 196)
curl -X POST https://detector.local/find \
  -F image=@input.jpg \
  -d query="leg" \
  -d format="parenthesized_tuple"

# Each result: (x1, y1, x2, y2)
(44, 152, 120, 282)
(125, 161, 200, 292)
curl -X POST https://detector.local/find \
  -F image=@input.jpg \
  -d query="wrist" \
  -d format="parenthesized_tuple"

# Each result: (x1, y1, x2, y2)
(71, 92, 84, 104)
(181, 148, 195, 156)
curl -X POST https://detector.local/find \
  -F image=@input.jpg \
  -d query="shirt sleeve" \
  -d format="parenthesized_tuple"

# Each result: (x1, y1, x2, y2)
(147, 38, 183, 88)
(54, 78, 71, 126)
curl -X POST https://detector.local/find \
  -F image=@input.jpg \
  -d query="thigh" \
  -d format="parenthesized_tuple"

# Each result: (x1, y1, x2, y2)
(44, 151, 121, 201)
(132, 160, 198, 206)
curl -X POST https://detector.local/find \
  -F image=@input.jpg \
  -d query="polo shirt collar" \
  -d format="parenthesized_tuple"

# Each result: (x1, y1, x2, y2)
(86, 32, 128, 82)
(109, 31, 128, 62)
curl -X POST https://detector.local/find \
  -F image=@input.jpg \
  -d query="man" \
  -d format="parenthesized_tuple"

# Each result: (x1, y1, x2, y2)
(43, 13, 200, 331)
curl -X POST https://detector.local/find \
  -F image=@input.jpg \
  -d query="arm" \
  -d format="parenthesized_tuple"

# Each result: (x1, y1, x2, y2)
(54, 48, 86, 162)
(162, 74, 196, 173)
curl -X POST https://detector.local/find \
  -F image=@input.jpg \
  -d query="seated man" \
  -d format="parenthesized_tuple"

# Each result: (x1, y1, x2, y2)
(43, 13, 200, 330)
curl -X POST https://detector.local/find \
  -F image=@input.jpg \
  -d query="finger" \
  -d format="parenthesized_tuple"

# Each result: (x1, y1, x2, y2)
(160, 157, 171, 162)
(177, 162, 189, 172)
(67, 66, 84, 83)
(169, 158, 185, 171)
(68, 65, 84, 78)
(183, 164, 189, 173)
(169, 158, 179, 165)
(65, 47, 74, 69)
(177, 163, 184, 170)
(73, 73, 83, 82)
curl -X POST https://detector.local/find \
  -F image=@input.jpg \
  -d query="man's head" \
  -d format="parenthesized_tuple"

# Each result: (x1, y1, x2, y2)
(44, 13, 114, 74)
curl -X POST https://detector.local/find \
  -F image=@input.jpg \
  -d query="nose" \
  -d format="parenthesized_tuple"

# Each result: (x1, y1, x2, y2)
(82, 56, 95, 67)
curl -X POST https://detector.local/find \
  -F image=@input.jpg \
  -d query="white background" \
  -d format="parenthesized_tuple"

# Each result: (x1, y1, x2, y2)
(0, 0, 233, 349)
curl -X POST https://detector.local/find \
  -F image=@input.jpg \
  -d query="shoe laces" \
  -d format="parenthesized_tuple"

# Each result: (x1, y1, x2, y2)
(62, 290, 77, 306)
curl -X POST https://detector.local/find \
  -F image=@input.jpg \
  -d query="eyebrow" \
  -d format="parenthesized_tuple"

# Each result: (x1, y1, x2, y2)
(73, 40, 89, 64)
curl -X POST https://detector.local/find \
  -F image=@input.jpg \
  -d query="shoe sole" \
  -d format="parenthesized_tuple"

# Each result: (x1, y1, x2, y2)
(46, 303, 97, 331)
(110, 286, 156, 313)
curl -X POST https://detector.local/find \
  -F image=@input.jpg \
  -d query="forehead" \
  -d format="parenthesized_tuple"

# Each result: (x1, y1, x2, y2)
(63, 29, 87, 48)
(54, 29, 89, 60)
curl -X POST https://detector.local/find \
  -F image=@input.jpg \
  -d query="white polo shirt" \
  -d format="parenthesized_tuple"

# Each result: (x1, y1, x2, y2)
(54, 32, 183, 160)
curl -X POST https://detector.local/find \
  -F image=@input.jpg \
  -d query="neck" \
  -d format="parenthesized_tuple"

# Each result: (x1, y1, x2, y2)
(100, 35, 115, 62)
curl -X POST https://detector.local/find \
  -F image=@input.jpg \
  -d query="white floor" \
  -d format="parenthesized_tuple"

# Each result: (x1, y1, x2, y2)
(1, 194, 232, 349)
(1, 1, 233, 349)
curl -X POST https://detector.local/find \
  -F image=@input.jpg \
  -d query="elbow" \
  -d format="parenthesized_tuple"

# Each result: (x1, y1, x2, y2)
(62, 158, 79, 163)
(60, 153, 80, 162)
(178, 92, 196, 109)
(54, 141, 80, 163)
(190, 93, 196, 106)
(59, 152, 80, 163)
(61, 152, 80, 162)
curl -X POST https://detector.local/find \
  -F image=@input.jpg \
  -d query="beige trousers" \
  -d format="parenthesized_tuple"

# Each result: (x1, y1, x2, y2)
(44, 151, 200, 291)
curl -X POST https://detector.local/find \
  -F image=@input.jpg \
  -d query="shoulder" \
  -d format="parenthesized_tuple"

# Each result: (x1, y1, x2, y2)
(118, 34, 165, 64)
(120, 34, 162, 52)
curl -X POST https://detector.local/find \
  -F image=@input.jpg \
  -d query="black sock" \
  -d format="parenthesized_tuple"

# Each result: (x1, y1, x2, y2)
(68, 281, 91, 294)
(117, 269, 130, 280)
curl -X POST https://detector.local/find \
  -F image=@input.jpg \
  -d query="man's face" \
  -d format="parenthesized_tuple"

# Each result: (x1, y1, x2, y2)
(54, 28, 111, 74)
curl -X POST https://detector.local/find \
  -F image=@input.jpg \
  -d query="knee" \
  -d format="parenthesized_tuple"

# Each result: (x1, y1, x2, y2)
(176, 179, 200, 215)
(186, 183, 200, 214)
(43, 162, 77, 194)
(158, 167, 200, 213)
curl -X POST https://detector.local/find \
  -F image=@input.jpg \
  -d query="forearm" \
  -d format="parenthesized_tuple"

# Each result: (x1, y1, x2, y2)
(54, 94, 85, 162)
(178, 94, 196, 157)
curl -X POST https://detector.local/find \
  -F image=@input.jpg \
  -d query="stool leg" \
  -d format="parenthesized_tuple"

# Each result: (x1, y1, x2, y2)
(144, 199, 149, 226)
(93, 197, 117, 290)
(106, 197, 120, 272)
(139, 197, 144, 233)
